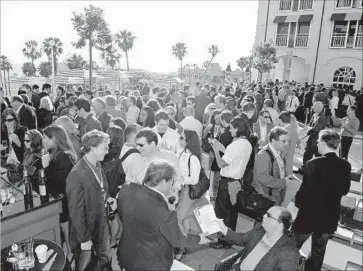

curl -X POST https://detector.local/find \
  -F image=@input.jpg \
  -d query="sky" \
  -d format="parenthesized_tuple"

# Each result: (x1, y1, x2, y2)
(0, 1, 259, 74)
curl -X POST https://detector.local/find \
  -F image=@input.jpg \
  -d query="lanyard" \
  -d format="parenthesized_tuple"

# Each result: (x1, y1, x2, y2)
(84, 158, 104, 193)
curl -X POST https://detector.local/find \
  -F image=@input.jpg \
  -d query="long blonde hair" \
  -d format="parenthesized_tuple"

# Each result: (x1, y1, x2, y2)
(40, 96, 54, 111)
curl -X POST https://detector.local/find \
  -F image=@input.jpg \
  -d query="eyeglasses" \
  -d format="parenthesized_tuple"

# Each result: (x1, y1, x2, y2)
(24, 139, 31, 143)
(136, 143, 145, 148)
(5, 118, 14, 123)
(267, 212, 280, 223)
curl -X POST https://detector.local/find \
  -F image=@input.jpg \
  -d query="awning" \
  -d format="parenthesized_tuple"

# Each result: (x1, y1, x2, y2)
(330, 13, 347, 21)
(286, 15, 300, 23)
(345, 13, 363, 21)
(298, 14, 313, 22)
(273, 15, 313, 23)
(273, 16, 287, 23)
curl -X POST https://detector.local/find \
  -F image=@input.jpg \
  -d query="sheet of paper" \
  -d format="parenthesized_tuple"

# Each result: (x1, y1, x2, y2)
(193, 204, 221, 235)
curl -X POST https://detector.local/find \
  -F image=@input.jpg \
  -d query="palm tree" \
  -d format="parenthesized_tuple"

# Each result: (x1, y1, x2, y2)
(172, 42, 187, 79)
(236, 56, 253, 79)
(42, 37, 64, 75)
(202, 45, 219, 81)
(64, 53, 87, 70)
(0, 55, 9, 93)
(22, 40, 42, 67)
(5, 62, 12, 93)
(115, 30, 136, 71)
(100, 40, 122, 70)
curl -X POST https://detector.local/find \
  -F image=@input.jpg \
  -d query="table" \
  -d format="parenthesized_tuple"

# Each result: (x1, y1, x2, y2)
(300, 238, 362, 270)
(2, 239, 66, 271)
(170, 260, 195, 271)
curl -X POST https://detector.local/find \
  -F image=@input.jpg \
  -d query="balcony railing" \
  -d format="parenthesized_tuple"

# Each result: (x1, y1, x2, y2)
(279, 0, 292, 11)
(331, 34, 346, 47)
(276, 34, 289, 46)
(299, 0, 313, 10)
(336, 0, 354, 8)
(295, 35, 309, 47)
(355, 35, 363, 47)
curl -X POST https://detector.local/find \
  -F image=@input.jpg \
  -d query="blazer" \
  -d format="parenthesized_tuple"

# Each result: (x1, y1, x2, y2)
(66, 158, 109, 250)
(117, 183, 201, 271)
(36, 108, 52, 129)
(79, 114, 102, 138)
(223, 225, 300, 271)
(307, 111, 326, 146)
(97, 111, 112, 132)
(18, 104, 37, 130)
(253, 122, 274, 142)
(292, 152, 351, 233)
(45, 151, 74, 223)
(252, 146, 287, 205)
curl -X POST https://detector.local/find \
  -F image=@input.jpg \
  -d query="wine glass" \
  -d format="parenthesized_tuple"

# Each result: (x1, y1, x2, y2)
(1, 140, 8, 158)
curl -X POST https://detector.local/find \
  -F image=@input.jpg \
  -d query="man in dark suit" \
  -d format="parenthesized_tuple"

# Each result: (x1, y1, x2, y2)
(292, 129, 351, 271)
(117, 160, 209, 271)
(67, 130, 115, 271)
(91, 97, 112, 132)
(295, 101, 326, 174)
(10, 95, 37, 130)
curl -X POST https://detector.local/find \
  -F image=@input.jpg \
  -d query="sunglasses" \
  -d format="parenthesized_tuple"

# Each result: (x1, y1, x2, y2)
(5, 118, 14, 123)
(24, 139, 31, 143)
(136, 143, 145, 148)
(267, 212, 280, 223)
(180, 136, 185, 141)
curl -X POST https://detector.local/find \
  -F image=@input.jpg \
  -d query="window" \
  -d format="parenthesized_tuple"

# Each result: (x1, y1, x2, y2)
(276, 22, 310, 47)
(332, 66, 356, 89)
(331, 20, 363, 48)
(336, 0, 357, 8)
(279, 0, 313, 11)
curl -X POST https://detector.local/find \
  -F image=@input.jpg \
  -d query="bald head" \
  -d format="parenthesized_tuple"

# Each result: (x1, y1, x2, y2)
(313, 101, 324, 113)
(183, 106, 194, 117)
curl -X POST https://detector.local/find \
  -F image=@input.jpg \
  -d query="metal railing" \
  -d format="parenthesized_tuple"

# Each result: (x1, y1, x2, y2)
(295, 35, 309, 47)
(276, 34, 289, 46)
(299, 0, 313, 10)
(279, 0, 292, 11)
(336, 0, 354, 8)
(331, 34, 346, 47)
(355, 35, 363, 48)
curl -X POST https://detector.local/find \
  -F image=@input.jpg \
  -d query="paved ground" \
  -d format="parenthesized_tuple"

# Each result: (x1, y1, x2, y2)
(110, 127, 362, 270)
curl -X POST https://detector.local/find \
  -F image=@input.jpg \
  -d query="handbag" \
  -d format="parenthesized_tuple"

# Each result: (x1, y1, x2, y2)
(187, 155, 210, 200)
(214, 249, 244, 271)
(235, 187, 275, 222)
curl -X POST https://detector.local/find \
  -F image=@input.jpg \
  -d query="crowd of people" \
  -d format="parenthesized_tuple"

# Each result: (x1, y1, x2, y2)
(0, 79, 361, 271)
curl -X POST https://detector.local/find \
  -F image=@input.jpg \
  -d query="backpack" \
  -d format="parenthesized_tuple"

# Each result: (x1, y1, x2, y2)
(102, 148, 139, 197)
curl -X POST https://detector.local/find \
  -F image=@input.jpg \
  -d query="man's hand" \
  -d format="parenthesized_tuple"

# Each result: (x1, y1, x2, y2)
(210, 139, 219, 153)
(80, 240, 93, 251)
(159, 141, 172, 152)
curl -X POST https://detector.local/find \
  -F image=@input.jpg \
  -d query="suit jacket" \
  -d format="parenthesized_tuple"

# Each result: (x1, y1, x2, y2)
(18, 104, 37, 130)
(66, 158, 109, 250)
(292, 152, 351, 233)
(307, 111, 326, 146)
(253, 122, 273, 142)
(195, 94, 211, 116)
(224, 225, 300, 271)
(79, 114, 102, 138)
(252, 146, 287, 205)
(117, 183, 201, 271)
(282, 124, 300, 175)
(97, 111, 112, 132)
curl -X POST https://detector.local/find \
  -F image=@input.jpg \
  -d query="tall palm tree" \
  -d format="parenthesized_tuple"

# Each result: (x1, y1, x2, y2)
(64, 53, 87, 70)
(0, 55, 9, 93)
(202, 45, 219, 81)
(6, 62, 12, 93)
(22, 40, 42, 66)
(42, 37, 64, 75)
(115, 30, 136, 71)
(172, 42, 187, 79)
(100, 40, 122, 70)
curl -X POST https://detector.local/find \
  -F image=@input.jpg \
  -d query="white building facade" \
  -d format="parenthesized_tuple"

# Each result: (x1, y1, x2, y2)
(254, 0, 362, 89)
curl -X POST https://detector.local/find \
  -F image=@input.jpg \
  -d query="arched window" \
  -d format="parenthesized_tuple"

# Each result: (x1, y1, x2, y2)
(332, 66, 356, 90)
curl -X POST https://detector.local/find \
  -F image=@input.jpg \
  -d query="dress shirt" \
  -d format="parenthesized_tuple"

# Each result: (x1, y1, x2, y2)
(260, 123, 267, 142)
(120, 144, 145, 184)
(178, 149, 200, 185)
(268, 143, 285, 179)
(266, 107, 280, 127)
(179, 116, 203, 141)
(285, 95, 299, 113)
(152, 127, 180, 154)
(126, 105, 140, 124)
(329, 96, 339, 113)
